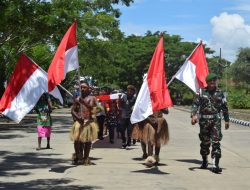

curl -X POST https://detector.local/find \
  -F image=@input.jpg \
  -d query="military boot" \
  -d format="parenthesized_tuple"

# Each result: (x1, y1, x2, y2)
(212, 157, 222, 173)
(200, 156, 208, 169)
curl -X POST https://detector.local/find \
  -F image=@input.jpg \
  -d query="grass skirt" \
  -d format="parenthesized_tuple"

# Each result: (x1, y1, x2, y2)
(70, 121, 98, 142)
(132, 117, 169, 146)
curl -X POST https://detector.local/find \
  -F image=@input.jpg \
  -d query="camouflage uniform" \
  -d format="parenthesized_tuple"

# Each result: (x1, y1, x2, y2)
(191, 88, 229, 159)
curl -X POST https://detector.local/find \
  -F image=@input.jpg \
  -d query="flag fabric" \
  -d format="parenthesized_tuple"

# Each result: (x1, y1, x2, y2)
(174, 43, 209, 93)
(0, 54, 63, 123)
(96, 93, 123, 102)
(130, 36, 173, 124)
(48, 20, 79, 92)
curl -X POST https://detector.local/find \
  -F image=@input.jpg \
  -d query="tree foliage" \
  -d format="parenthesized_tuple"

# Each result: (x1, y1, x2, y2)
(207, 56, 230, 78)
(229, 48, 250, 93)
(0, 0, 133, 96)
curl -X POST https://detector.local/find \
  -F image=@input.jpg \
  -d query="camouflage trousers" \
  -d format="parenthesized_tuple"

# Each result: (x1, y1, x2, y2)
(199, 118, 223, 158)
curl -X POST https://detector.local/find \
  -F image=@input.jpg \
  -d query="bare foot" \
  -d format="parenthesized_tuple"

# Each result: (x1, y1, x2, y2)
(82, 158, 93, 166)
(36, 147, 41, 151)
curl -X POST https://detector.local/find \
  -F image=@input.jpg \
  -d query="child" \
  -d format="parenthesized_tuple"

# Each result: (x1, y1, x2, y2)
(106, 100, 120, 144)
(35, 93, 53, 150)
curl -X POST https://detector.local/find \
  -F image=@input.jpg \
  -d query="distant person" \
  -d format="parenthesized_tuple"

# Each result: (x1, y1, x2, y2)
(35, 93, 53, 150)
(119, 85, 136, 148)
(191, 73, 229, 173)
(96, 88, 108, 140)
(106, 100, 120, 144)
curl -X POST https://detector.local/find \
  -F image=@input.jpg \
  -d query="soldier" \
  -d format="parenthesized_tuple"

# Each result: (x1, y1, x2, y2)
(191, 73, 229, 173)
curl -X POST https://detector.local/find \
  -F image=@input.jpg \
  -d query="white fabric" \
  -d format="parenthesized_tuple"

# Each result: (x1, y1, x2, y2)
(3, 68, 62, 123)
(110, 93, 122, 100)
(49, 85, 63, 104)
(130, 79, 153, 124)
(175, 60, 199, 93)
(63, 46, 79, 79)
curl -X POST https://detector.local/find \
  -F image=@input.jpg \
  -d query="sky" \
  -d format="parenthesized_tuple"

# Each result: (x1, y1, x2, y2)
(117, 0, 250, 62)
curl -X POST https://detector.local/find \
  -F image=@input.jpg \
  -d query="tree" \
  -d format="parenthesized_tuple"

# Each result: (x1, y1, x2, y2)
(229, 47, 250, 94)
(0, 0, 54, 96)
(0, 0, 134, 96)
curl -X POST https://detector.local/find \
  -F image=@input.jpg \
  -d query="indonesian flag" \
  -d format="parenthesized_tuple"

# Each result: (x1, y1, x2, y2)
(48, 20, 79, 92)
(0, 54, 63, 123)
(96, 93, 123, 102)
(174, 42, 209, 93)
(130, 36, 173, 124)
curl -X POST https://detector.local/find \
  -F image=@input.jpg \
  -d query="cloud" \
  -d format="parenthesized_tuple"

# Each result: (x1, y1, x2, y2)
(209, 12, 250, 62)
(225, 0, 250, 12)
(229, 4, 250, 12)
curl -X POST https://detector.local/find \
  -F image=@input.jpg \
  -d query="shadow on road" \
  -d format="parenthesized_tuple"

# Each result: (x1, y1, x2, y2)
(92, 132, 138, 150)
(0, 178, 102, 190)
(131, 166, 169, 175)
(49, 165, 77, 173)
(0, 152, 69, 177)
(175, 159, 201, 165)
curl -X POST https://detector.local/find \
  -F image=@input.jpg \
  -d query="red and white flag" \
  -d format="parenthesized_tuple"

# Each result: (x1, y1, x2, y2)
(130, 36, 173, 124)
(174, 42, 209, 93)
(96, 93, 122, 102)
(48, 20, 79, 92)
(0, 54, 63, 123)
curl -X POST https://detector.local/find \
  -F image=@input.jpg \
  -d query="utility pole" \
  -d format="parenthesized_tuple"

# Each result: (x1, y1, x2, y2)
(218, 48, 229, 95)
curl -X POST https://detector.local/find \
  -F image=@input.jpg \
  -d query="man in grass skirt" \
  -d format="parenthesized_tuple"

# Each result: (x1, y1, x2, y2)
(70, 81, 98, 165)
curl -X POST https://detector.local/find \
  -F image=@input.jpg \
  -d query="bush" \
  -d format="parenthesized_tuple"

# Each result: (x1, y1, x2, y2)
(228, 89, 250, 109)
(182, 92, 194, 105)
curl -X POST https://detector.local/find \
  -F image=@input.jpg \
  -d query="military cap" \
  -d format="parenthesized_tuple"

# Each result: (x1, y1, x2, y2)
(205, 73, 218, 82)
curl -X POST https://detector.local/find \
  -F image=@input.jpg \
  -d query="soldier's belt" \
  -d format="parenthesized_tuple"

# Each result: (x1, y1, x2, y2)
(200, 114, 219, 119)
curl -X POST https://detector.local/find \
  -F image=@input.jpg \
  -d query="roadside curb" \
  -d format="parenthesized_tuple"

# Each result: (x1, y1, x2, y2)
(229, 118, 250, 127)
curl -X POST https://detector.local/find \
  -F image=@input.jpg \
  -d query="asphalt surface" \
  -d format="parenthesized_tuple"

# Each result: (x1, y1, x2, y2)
(0, 108, 250, 190)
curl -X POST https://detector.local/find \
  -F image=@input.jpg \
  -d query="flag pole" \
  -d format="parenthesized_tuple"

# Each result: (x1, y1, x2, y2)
(184, 40, 203, 63)
(26, 54, 73, 97)
(76, 66, 84, 121)
(73, 18, 83, 119)
(77, 68, 82, 99)
(167, 41, 203, 86)
(167, 76, 175, 86)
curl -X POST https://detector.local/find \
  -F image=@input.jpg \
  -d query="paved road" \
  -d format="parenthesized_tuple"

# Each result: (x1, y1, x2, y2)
(0, 108, 250, 190)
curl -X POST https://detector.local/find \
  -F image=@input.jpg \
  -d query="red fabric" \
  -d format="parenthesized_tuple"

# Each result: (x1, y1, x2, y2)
(189, 43, 209, 88)
(146, 36, 173, 112)
(0, 54, 38, 112)
(96, 95, 110, 101)
(48, 20, 77, 92)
